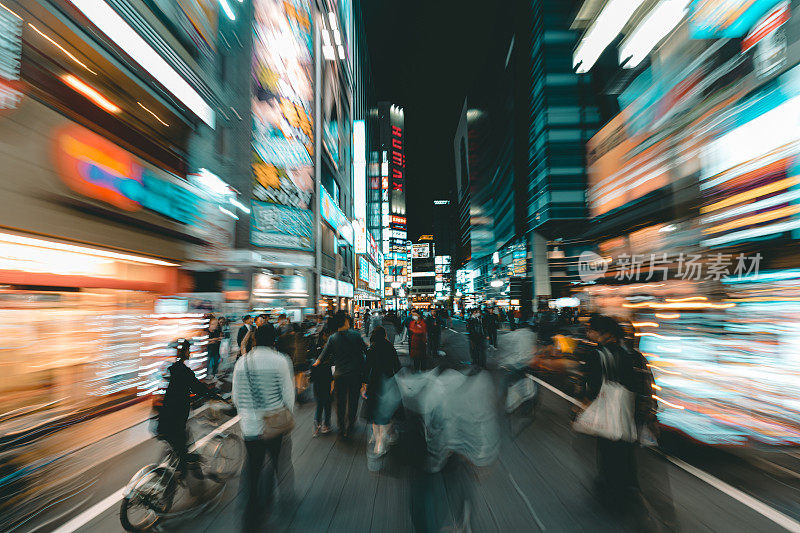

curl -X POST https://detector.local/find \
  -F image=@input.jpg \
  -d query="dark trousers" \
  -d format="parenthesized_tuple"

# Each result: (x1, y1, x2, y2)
(427, 335, 440, 358)
(413, 356, 426, 372)
(596, 437, 638, 505)
(488, 329, 498, 348)
(207, 345, 220, 375)
(243, 436, 283, 515)
(469, 341, 486, 368)
(314, 380, 332, 426)
(334, 374, 361, 431)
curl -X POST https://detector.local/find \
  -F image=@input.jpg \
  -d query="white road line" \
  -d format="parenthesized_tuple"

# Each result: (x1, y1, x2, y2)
(509, 473, 546, 531)
(50, 489, 125, 533)
(529, 375, 583, 407)
(51, 415, 240, 533)
(531, 375, 800, 532)
(667, 456, 800, 533)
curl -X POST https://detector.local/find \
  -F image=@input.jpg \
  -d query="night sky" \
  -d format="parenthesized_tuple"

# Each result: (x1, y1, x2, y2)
(363, 0, 505, 241)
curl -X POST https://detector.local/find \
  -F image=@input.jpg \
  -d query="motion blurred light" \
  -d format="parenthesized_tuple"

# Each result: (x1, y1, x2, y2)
(574, 0, 646, 73)
(65, 0, 215, 127)
(61, 74, 120, 114)
(218, 0, 235, 20)
(619, 0, 690, 68)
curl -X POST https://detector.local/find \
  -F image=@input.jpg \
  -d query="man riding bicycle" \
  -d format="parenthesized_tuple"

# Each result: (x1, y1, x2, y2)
(156, 339, 225, 478)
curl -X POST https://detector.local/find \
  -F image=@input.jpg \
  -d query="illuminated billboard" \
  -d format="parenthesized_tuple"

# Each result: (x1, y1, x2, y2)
(251, 201, 313, 251)
(411, 243, 430, 259)
(321, 186, 354, 245)
(251, 0, 314, 249)
(359, 256, 369, 282)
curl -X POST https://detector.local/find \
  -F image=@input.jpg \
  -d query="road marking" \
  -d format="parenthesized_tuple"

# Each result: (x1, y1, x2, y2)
(531, 375, 800, 532)
(529, 375, 583, 407)
(51, 415, 240, 533)
(667, 456, 800, 533)
(753, 457, 800, 480)
(509, 473, 546, 531)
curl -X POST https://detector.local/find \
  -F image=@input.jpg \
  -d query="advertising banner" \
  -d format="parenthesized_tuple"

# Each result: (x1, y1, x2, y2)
(359, 256, 369, 282)
(250, 200, 313, 251)
(251, 0, 314, 247)
(411, 243, 429, 259)
(354, 218, 367, 254)
(320, 275, 337, 296)
(321, 186, 354, 245)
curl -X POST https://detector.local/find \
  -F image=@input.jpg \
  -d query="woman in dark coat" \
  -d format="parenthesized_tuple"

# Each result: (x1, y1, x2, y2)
(363, 326, 401, 455)
(408, 310, 428, 372)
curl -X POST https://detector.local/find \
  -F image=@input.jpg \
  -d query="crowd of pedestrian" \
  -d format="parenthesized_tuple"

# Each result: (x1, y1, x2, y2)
(183, 302, 665, 529)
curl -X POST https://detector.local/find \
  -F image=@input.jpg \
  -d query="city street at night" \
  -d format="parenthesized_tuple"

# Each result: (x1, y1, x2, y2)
(4, 0, 800, 532)
(10, 326, 800, 532)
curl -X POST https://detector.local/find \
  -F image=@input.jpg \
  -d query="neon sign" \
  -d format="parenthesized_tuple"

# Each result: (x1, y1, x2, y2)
(53, 125, 204, 226)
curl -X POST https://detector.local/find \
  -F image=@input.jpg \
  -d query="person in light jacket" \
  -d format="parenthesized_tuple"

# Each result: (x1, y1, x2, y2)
(232, 325, 295, 526)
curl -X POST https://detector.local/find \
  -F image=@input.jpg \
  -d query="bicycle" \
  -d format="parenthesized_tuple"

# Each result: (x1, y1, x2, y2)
(119, 400, 244, 532)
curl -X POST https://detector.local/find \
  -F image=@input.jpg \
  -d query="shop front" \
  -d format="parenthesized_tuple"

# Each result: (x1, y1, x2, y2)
(0, 99, 232, 434)
(251, 270, 314, 322)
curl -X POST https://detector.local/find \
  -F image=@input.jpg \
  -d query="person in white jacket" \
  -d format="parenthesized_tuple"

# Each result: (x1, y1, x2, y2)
(232, 325, 295, 525)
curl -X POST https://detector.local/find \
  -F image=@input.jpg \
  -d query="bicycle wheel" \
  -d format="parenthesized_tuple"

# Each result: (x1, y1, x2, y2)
(119, 467, 176, 532)
(205, 433, 244, 481)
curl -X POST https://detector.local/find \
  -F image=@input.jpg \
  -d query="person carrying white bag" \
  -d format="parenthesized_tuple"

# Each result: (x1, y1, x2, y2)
(575, 314, 657, 509)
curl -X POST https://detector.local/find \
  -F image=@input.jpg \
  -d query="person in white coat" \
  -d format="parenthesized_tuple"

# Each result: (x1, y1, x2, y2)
(232, 325, 295, 525)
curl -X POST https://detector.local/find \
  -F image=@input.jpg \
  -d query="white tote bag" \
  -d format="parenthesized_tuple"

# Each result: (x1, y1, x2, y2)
(573, 348, 637, 442)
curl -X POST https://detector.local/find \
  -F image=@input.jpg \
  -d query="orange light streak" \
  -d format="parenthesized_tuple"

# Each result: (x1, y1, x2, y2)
(61, 74, 121, 114)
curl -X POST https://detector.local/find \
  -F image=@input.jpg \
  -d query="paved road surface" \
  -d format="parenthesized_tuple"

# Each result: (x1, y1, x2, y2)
(23, 322, 800, 532)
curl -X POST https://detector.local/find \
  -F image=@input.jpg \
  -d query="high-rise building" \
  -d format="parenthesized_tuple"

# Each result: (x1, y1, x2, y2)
(409, 239, 435, 308)
(432, 199, 455, 260)
(452, 26, 527, 310)
(378, 102, 408, 310)
(453, 100, 471, 269)
(514, 0, 601, 298)
(352, 0, 382, 309)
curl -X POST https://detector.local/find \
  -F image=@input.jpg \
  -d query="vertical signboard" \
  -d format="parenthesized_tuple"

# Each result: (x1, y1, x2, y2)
(251, 0, 314, 250)
(354, 120, 366, 220)
(389, 108, 406, 253)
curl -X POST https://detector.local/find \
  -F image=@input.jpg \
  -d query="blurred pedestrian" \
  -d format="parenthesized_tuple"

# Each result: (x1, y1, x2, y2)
(311, 317, 337, 436)
(242, 314, 274, 354)
(362, 309, 371, 336)
(237, 315, 253, 355)
(382, 311, 398, 344)
(232, 325, 296, 527)
(467, 309, 487, 367)
(578, 314, 656, 511)
(370, 310, 383, 337)
(425, 308, 443, 361)
(276, 313, 292, 336)
(206, 316, 222, 376)
(483, 308, 499, 349)
(362, 326, 401, 456)
(315, 311, 367, 438)
(156, 339, 222, 478)
(409, 310, 428, 372)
